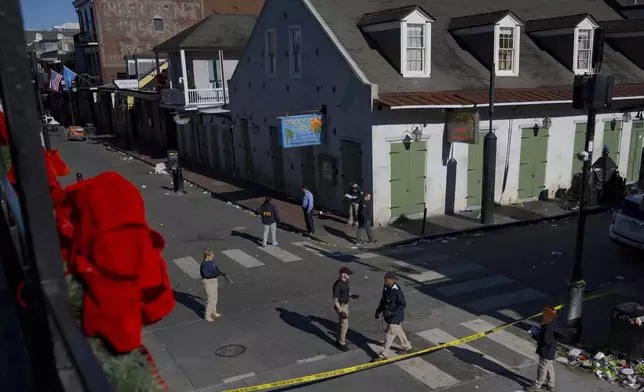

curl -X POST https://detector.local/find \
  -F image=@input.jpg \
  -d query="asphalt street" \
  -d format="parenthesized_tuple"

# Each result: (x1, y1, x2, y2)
(53, 135, 642, 392)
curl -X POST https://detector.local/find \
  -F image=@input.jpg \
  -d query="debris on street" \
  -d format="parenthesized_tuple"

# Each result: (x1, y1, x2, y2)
(153, 162, 168, 175)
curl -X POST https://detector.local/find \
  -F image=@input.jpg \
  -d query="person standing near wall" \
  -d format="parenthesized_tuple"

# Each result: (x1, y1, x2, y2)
(356, 193, 376, 246)
(301, 185, 315, 235)
(256, 197, 280, 247)
(345, 181, 363, 226)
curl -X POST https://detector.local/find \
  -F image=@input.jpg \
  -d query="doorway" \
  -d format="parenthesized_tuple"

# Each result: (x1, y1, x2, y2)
(466, 134, 486, 207)
(602, 120, 622, 166)
(269, 126, 285, 191)
(518, 126, 549, 199)
(572, 123, 586, 177)
(389, 141, 427, 217)
(627, 120, 644, 182)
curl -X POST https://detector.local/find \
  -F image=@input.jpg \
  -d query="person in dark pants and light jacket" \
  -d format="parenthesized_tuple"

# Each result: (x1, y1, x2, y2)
(301, 185, 315, 235)
(200, 249, 225, 322)
(333, 267, 353, 352)
(345, 182, 363, 226)
(527, 306, 561, 392)
(356, 193, 376, 245)
(256, 197, 280, 247)
(374, 271, 412, 360)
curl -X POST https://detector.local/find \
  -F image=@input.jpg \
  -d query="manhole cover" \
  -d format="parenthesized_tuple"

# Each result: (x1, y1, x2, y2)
(215, 344, 246, 357)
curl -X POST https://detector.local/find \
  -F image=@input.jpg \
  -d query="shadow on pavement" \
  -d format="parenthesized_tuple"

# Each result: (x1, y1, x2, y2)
(231, 230, 262, 246)
(275, 308, 337, 347)
(308, 315, 380, 358)
(173, 290, 204, 318)
(323, 225, 356, 244)
(448, 346, 533, 388)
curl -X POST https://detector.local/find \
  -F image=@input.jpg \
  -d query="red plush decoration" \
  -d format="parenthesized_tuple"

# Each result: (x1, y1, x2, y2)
(60, 172, 174, 353)
(0, 111, 7, 146)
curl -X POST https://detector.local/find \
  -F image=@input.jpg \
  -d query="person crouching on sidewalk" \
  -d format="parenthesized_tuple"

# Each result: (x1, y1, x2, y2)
(256, 197, 280, 247)
(200, 248, 224, 322)
(527, 305, 561, 392)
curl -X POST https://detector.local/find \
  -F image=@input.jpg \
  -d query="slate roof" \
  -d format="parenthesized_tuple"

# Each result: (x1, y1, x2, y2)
(154, 13, 257, 52)
(601, 17, 644, 32)
(306, 0, 644, 94)
(448, 10, 520, 31)
(357, 5, 434, 26)
(525, 14, 596, 33)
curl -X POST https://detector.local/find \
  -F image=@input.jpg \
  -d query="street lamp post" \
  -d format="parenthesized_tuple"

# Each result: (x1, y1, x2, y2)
(481, 63, 497, 224)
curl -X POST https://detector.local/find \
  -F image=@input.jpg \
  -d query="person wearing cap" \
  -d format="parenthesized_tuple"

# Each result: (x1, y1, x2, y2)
(527, 306, 561, 392)
(333, 266, 353, 351)
(200, 248, 224, 322)
(374, 271, 412, 360)
(256, 197, 280, 247)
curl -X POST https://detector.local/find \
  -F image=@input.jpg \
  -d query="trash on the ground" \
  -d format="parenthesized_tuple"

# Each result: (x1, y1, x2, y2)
(558, 345, 644, 389)
(154, 162, 168, 175)
(552, 251, 562, 256)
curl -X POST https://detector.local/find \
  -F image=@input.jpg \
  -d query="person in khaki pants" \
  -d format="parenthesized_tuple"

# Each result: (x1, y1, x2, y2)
(333, 267, 353, 352)
(200, 249, 224, 322)
(527, 306, 561, 392)
(374, 271, 413, 360)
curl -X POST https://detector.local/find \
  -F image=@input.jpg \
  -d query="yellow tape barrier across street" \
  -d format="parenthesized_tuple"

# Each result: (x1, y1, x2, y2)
(222, 290, 614, 392)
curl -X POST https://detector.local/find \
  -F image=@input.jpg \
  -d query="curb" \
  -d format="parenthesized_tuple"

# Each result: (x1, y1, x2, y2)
(385, 205, 613, 248)
(96, 138, 615, 250)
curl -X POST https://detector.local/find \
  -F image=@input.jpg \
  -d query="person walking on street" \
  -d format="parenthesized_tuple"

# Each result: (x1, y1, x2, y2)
(527, 306, 561, 392)
(345, 182, 363, 226)
(200, 248, 224, 322)
(301, 185, 315, 235)
(356, 193, 376, 246)
(333, 267, 353, 352)
(256, 197, 280, 247)
(373, 271, 412, 360)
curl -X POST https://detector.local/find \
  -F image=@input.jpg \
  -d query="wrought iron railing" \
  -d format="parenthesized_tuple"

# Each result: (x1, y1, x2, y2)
(0, 0, 113, 391)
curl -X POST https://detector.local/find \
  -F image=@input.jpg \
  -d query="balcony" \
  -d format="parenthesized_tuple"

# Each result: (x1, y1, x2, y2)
(161, 88, 227, 107)
(73, 31, 97, 46)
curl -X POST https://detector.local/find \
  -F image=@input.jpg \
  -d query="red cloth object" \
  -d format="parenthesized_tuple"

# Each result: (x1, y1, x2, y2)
(61, 172, 174, 352)
(0, 111, 8, 146)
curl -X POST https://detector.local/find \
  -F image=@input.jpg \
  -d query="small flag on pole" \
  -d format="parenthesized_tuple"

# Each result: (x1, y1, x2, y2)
(49, 70, 63, 91)
(63, 66, 77, 91)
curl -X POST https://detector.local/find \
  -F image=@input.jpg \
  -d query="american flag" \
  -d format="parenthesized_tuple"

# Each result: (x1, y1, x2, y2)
(49, 70, 63, 92)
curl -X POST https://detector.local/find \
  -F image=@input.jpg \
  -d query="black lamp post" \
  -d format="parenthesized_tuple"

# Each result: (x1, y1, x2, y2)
(481, 63, 497, 224)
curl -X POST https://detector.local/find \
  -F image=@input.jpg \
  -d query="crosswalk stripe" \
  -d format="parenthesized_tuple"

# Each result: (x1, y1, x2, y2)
(257, 246, 302, 262)
(396, 262, 483, 283)
(417, 328, 513, 373)
(172, 256, 202, 279)
(221, 249, 265, 268)
(469, 288, 547, 312)
(292, 241, 328, 257)
(367, 344, 459, 389)
(461, 319, 538, 360)
(436, 275, 515, 296)
(353, 252, 379, 259)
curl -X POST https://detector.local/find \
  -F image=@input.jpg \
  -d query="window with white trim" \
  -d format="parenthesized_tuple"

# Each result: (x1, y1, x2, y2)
(289, 26, 302, 77)
(575, 29, 593, 73)
(406, 24, 425, 72)
(497, 27, 516, 73)
(265, 29, 276, 77)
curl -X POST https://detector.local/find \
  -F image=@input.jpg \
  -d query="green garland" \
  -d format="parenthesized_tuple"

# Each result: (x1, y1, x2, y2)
(65, 270, 164, 392)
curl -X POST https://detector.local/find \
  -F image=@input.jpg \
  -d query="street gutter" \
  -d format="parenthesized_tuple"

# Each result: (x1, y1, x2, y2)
(94, 138, 614, 250)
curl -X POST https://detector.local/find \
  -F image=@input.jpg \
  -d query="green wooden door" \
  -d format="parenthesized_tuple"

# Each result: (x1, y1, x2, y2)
(389, 142, 426, 217)
(603, 121, 622, 165)
(466, 139, 484, 206)
(627, 121, 644, 182)
(269, 126, 285, 191)
(341, 141, 363, 186)
(572, 123, 586, 176)
(518, 127, 549, 199)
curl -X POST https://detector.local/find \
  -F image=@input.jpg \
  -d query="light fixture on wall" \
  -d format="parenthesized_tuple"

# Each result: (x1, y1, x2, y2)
(542, 116, 552, 129)
(402, 134, 412, 150)
(411, 126, 423, 142)
(622, 112, 632, 123)
(532, 122, 540, 135)
(610, 116, 617, 131)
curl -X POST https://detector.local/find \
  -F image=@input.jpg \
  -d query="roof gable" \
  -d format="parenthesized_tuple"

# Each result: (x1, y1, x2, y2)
(358, 5, 434, 26)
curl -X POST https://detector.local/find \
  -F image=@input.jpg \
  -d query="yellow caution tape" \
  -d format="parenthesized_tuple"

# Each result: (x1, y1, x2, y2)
(222, 290, 614, 392)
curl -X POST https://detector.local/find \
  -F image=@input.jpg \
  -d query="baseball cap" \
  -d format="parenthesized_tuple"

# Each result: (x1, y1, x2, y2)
(384, 271, 397, 280)
(339, 267, 353, 275)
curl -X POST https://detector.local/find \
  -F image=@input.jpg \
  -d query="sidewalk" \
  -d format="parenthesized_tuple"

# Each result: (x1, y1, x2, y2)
(91, 136, 601, 248)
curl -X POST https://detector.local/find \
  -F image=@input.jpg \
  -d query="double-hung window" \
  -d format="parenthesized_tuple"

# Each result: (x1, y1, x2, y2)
(406, 24, 425, 73)
(289, 26, 302, 77)
(497, 27, 516, 73)
(575, 29, 593, 73)
(265, 29, 276, 77)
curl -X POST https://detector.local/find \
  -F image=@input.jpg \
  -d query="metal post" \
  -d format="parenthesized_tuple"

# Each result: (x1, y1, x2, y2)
(29, 50, 50, 150)
(421, 206, 427, 236)
(481, 64, 497, 224)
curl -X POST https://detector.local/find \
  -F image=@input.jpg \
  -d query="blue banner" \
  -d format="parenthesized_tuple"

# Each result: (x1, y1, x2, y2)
(279, 114, 324, 148)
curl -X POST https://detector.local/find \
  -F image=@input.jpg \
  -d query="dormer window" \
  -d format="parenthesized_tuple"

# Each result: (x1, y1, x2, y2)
(357, 5, 434, 78)
(494, 18, 521, 75)
(574, 28, 593, 73)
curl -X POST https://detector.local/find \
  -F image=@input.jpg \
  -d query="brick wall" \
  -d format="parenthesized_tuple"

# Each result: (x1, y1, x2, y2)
(202, 0, 265, 15)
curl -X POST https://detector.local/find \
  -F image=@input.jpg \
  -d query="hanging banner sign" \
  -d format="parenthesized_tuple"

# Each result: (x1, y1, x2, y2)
(445, 109, 479, 144)
(279, 113, 324, 148)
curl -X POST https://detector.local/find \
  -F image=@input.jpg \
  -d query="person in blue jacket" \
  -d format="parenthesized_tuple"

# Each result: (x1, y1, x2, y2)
(200, 248, 224, 322)
(374, 271, 412, 360)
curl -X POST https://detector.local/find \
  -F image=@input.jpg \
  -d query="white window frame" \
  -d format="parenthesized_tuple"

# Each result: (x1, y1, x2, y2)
(400, 11, 432, 78)
(573, 21, 596, 74)
(289, 25, 302, 78)
(264, 29, 277, 78)
(494, 17, 521, 76)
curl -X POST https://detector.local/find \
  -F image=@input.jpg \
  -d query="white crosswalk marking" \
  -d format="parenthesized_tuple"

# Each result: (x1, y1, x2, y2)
(417, 328, 513, 373)
(393, 261, 483, 283)
(257, 246, 302, 262)
(367, 344, 459, 389)
(172, 256, 202, 279)
(461, 319, 538, 360)
(292, 241, 328, 257)
(437, 275, 515, 296)
(222, 249, 265, 268)
(353, 252, 379, 259)
(469, 288, 546, 312)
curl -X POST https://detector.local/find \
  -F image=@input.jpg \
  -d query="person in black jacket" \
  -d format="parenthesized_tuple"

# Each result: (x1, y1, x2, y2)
(373, 271, 412, 360)
(527, 306, 560, 392)
(256, 197, 280, 247)
(356, 193, 376, 246)
(200, 248, 224, 322)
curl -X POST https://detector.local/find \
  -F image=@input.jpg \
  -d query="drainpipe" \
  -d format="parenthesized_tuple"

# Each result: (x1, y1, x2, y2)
(218, 49, 227, 103)
(180, 49, 189, 106)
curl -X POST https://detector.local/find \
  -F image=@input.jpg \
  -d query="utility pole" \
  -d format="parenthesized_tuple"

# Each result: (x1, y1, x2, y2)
(29, 50, 50, 150)
(565, 28, 612, 342)
(481, 62, 497, 224)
